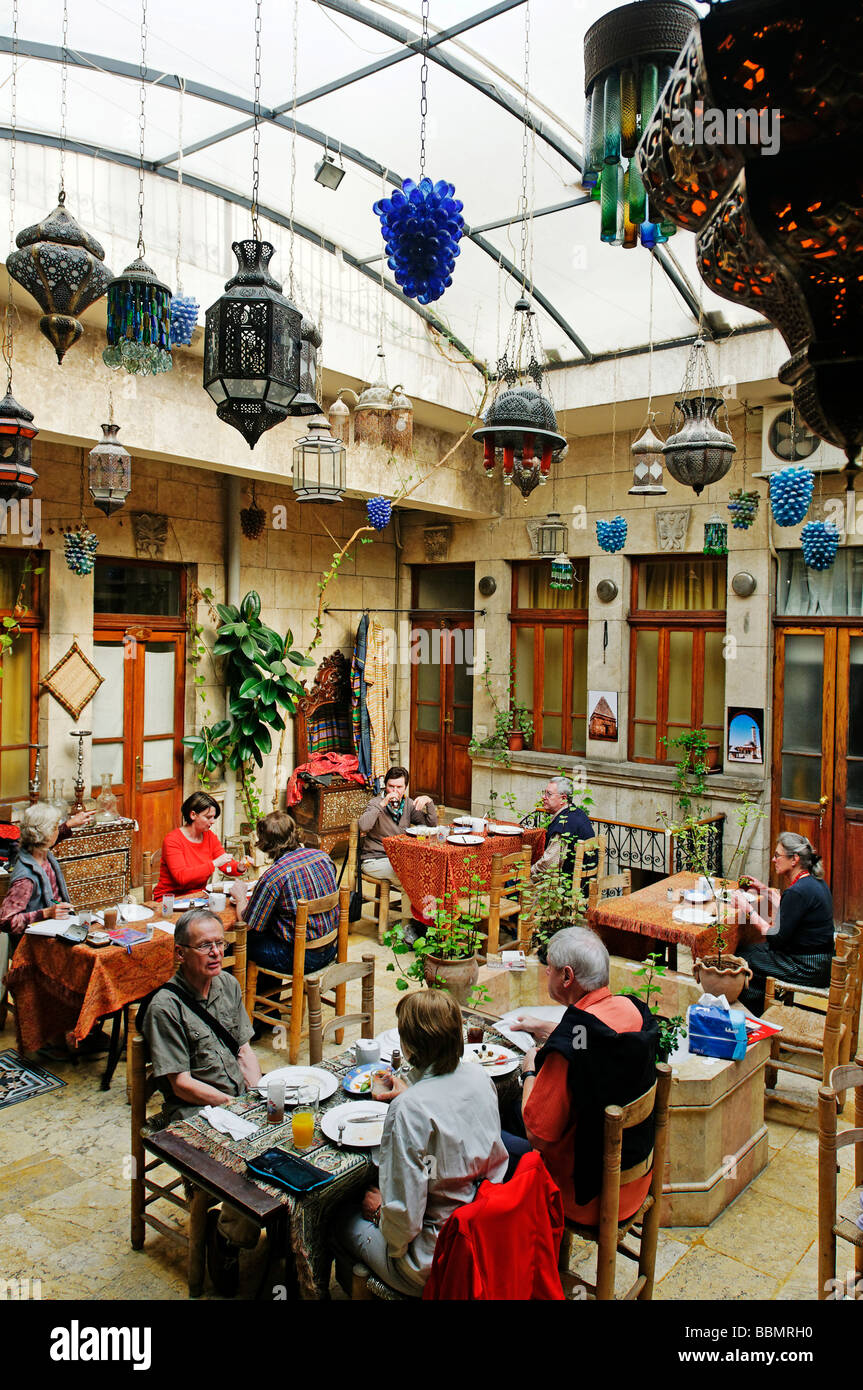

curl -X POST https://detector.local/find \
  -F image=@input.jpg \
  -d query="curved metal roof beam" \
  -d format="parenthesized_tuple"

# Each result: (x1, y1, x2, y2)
(0, 124, 487, 379)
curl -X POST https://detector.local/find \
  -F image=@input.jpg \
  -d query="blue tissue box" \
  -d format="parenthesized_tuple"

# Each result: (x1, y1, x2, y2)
(687, 1002, 748, 1061)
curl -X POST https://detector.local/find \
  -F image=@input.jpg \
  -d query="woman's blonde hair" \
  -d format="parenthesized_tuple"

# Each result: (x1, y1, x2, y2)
(19, 802, 63, 852)
(395, 989, 463, 1075)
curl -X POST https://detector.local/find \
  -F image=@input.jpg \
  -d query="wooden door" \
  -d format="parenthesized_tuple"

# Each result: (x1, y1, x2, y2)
(410, 620, 473, 810)
(772, 626, 863, 922)
(91, 628, 185, 882)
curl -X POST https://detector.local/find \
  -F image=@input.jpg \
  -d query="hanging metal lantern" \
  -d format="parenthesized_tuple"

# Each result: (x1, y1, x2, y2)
(386, 385, 413, 456)
(0, 392, 38, 501)
(7, 194, 112, 364)
(103, 257, 173, 376)
(536, 511, 568, 557)
(204, 239, 303, 450)
(88, 422, 131, 517)
(289, 318, 323, 417)
(354, 351, 392, 449)
(170, 293, 200, 347)
(327, 393, 351, 446)
(292, 418, 347, 503)
(663, 339, 736, 496)
(703, 511, 728, 557)
(550, 554, 574, 591)
(629, 422, 668, 494)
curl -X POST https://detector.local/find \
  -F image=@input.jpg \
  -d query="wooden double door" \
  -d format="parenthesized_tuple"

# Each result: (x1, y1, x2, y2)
(410, 619, 473, 810)
(772, 625, 863, 923)
(91, 625, 185, 882)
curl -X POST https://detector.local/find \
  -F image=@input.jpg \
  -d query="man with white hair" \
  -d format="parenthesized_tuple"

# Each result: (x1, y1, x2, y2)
(502, 927, 658, 1224)
(530, 775, 595, 882)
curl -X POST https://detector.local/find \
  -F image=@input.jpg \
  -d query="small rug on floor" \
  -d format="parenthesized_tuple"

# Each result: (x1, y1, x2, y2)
(0, 1049, 66, 1109)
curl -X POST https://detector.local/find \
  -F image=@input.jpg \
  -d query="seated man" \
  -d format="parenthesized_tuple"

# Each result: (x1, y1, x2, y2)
(502, 927, 658, 1225)
(530, 776, 595, 883)
(138, 908, 262, 1296)
(357, 764, 437, 884)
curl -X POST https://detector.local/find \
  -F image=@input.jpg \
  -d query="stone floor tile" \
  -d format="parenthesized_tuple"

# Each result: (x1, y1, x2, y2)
(655, 1244, 781, 1300)
(698, 1187, 815, 1275)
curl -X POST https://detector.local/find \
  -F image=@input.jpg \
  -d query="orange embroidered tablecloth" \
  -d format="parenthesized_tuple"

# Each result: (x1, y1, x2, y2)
(588, 872, 750, 961)
(385, 825, 545, 923)
(8, 927, 176, 1051)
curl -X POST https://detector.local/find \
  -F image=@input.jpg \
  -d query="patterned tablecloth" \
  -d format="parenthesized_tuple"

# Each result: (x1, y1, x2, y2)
(588, 872, 748, 960)
(155, 1048, 374, 1299)
(385, 825, 546, 923)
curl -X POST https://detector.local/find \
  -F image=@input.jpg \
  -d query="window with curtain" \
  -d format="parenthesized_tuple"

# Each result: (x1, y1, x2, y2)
(629, 557, 726, 766)
(0, 553, 40, 801)
(511, 561, 589, 754)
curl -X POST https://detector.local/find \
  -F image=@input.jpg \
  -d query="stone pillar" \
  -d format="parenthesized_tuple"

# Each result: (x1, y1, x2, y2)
(40, 551, 95, 800)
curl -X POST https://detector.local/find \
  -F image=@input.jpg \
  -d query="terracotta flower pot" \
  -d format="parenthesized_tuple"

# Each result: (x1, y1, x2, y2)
(423, 952, 479, 1005)
(692, 953, 752, 1005)
(507, 732, 525, 752)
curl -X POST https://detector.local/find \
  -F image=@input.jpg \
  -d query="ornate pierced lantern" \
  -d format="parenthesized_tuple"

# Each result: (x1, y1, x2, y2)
(204, 240, 303, 449)
(327, 393, 351, 445)
(292, 418, 347, 503)
(386, 384, 413, 456)
(289, 319, 323, 416)
(0, 392, 38, 501)
(7, 194, 112, 364)
(629, 422, 668, 494)
(354, 352, 392, 449)
(536, 511, 568, 557)
(88, 421, 131, 516)
(103, 257, 172, 376)
(663, 339, 736, 495)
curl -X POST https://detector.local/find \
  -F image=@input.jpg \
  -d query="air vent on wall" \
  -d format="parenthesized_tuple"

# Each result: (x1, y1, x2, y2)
(757, 404, 846, 475)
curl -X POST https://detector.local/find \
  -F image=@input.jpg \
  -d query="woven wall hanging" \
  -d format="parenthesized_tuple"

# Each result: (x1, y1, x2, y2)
(40, 640, 104, 720)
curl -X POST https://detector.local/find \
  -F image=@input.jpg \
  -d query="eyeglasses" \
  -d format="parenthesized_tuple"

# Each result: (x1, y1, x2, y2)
(185, 940, 226, 955)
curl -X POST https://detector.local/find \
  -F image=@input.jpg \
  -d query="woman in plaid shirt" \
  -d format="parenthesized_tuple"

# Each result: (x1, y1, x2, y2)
(234, 812, 339, 974)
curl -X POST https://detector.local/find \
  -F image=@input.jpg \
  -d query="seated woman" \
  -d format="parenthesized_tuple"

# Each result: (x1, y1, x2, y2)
(153, 792, 246, 902)
(233, 811, 340, 974)
(0, 802, 93, 946)
(731, 832, 835, 1015)
(331, 990, 508, 1296)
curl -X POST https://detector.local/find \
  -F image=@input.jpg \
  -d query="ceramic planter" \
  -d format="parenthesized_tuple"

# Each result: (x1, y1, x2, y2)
(507, 732, 525, 751)
(423, 952, 479, 1005)
(693, 952, 752, 1005)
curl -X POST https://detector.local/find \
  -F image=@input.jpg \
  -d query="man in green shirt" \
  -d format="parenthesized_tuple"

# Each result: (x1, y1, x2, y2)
(140, 908, 262, 1296)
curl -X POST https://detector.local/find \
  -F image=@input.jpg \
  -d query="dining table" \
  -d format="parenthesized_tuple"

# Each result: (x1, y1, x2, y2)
(587, 871, 754, 971)
(384, 822, 546, 925)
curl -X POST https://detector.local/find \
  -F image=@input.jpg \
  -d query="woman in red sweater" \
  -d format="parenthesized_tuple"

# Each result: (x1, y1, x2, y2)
(153, 792, 247, 901)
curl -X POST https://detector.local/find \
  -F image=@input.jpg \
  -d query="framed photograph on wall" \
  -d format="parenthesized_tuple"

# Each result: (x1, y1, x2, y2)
(588, 690, 618, 742)
(727, 707, 764, 765)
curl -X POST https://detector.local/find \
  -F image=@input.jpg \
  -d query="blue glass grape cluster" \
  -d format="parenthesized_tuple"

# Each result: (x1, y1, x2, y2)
(63, 525, 99, 576)
(373, 178, 464, 304)
(768, 465, 814, 526)
(801, 519, 840, 571)
(367, 497, 392, 530)
(170, 294, 200, 347)
(596, 516, 627, 553)
(727, 488, 759, 530)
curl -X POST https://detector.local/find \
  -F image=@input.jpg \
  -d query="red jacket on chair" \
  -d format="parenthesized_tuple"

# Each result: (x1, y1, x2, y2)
(423, 1152, 565, 1301)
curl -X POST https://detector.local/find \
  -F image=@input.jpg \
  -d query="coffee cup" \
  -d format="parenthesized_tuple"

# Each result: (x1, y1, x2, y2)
(208, 891, 227, 913)
(354, 1038, 381, 1067)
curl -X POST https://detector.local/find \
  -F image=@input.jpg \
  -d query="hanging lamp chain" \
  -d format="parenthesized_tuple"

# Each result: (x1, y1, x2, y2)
(137, 0, 148, 257)
(289, 0, 298, 296)
(419, 0, 429, 179)
(175, 77, 185, 291)
(251, 0, 262, 242)
(518, 0, 532, 286)
(3, 0, 19, 393)
(59, 0, 69, 201)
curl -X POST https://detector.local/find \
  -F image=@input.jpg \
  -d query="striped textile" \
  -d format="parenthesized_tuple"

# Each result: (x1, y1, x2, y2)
(244, 848, 339, 945)
(307, 712, 352, 756)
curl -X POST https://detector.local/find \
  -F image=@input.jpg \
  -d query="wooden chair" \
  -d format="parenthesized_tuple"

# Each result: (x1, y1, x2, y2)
(129, 921, 247, 1297)
(817, 1054, 863, 1300)
(244, 885, 349, 1064)
(461, 848, 533, 959)
(571, 835, 607, 914)
(0, 928, 13, 1032)
(142, 848, 161, 901)
(307, 953, 375, 1064)
(557, 1062, 672, 1301)
(763, 936, 861, 1114)
(588, 870, 632, 909)
(352, 819, 404, 944)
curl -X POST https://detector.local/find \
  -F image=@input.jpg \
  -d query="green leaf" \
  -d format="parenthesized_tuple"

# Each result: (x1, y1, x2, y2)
(241, 591, 262, 622)
(253, 726, 272, 754)
(238, 676, 261, 698)
(215, 603, 239, 624)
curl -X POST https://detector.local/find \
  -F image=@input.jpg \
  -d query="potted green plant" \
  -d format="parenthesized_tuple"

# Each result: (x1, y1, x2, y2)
(529, 833, 592, 962)
(632, 953, 687, 1063)
(384, 869, 490, 1006)
(468, 656, 534, 765)
(507, 699, 534, 753)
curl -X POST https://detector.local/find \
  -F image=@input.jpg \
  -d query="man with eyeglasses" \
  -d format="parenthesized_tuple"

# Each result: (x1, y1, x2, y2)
(139, 908, 262, 1294)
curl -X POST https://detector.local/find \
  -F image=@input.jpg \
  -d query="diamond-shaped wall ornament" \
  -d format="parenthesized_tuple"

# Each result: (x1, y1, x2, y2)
(40, 641, 104, 721)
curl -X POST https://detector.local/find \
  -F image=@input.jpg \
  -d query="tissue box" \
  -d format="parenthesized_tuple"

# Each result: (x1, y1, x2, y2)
(687, 1001, 748, 1061)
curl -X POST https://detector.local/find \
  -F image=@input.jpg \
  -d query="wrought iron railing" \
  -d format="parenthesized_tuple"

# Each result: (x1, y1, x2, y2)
(521, 810, 725, 878)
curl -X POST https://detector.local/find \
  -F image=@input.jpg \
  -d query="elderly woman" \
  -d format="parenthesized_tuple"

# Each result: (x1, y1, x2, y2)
(232, 811, 339, 974)
(731, 832, 835, 1014)
(153, 792, 247, 902)
(0, 802, 91, 943)
(331, 990, 508, 1296)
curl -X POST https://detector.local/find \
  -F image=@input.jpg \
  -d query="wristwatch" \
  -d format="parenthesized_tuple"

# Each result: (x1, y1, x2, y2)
(519, 1069, 536, 1087)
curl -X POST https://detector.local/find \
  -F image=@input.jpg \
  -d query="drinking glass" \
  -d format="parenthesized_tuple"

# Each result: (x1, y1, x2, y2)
(291, 1085, 319, 1150)
(267, 1079, 286, 1126)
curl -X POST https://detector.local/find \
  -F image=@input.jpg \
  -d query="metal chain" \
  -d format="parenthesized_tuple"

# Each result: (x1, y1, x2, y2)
(419, 0, 429, 178)
(3, 0, 19, 392)
(175, 77, 185, 291)
(518, 0, 531, 283)
(137, 0, 148, 257)
(289, 0, 298, 294)
(251, 0, 262, 241)
(59, 0, 69, 200)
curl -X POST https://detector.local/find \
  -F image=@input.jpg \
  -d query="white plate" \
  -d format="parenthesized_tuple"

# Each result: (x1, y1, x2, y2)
(321, 1100, 388, 1149)
(494, 1005, 566, 1052)
(672, 906, 717, 925)
(682, 889, 712, 904)
(255, 1066, 338, 1102)
(486, 824, 522, 836)
(93, 904, 154, 924)
(447, 834, 484, 846)
(375, 1027, 401, 1063)
(405, 825, 432, 836)
(464, 1042, 520, 1075)
(451, 816, 473, 826)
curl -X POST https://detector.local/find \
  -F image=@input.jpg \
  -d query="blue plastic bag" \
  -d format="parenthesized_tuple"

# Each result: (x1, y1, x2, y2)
(687, 1002, 748, 1061)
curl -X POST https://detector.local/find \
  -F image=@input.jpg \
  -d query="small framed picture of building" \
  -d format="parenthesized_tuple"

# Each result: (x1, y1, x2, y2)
(727, 707, 764, 764)
(588, 690, 618, 742)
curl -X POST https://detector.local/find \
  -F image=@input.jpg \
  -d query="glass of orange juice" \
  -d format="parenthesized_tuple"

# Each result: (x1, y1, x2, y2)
(291, 1084, 319, 1150)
